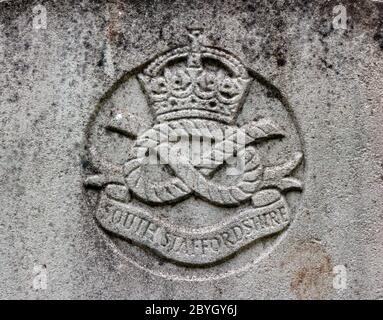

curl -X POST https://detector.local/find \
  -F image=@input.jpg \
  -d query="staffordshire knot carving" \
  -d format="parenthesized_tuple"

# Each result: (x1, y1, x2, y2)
(85, 28, 304, 266)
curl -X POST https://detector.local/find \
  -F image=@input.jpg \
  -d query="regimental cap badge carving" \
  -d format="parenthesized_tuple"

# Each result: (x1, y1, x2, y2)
(138, 28, 251, 124)
(84, 28, 305, 272)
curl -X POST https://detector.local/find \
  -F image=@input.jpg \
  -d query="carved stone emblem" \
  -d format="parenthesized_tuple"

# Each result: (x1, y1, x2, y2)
(84, 29, 304, 268)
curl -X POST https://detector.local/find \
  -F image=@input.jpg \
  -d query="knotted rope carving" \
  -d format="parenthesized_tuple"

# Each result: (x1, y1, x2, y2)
(85, 118, 303, 206)
(123, 119, 300, 205)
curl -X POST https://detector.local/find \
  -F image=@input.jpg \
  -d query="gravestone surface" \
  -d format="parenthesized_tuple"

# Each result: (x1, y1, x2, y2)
(0, 0, 382, 299)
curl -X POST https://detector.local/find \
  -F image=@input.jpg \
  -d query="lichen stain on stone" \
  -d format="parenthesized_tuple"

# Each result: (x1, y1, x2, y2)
(288, 242, 333, 300)
(105, 0, 124, 43)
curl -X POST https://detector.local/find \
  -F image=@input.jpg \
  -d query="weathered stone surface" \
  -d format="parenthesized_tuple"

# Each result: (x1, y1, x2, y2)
(0, 0, 382, 299)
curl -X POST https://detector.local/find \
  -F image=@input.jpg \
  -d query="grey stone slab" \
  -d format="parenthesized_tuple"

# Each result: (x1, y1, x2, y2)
(0, 0, 382, 299)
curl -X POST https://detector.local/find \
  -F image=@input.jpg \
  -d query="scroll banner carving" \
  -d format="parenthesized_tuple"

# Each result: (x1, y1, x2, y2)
(96, 192, 291, 265)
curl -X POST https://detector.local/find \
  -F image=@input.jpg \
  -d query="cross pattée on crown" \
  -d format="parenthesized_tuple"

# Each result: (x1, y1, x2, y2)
(187, 27, 203, 69)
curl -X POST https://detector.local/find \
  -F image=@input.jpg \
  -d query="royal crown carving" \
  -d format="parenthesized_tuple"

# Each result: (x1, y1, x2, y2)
(138, 29, 251, 124)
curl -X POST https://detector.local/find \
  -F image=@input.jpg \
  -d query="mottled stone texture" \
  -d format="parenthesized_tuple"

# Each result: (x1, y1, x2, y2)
(0, 0, 382, 299)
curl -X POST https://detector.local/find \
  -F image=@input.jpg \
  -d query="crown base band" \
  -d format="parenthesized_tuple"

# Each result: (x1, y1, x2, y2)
(156, 110, 233, 124)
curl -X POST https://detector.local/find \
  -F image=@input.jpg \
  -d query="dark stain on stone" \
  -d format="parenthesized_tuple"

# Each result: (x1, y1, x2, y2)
(320, 57, 333, 70)
(274, 46, 287, 67)
(247, 4, 256, 13)
(373, 24, 383, 50)
(276, 57, 286, 67)
(97, 50, 105, 67)
(81, 159, 91, 170)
